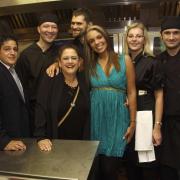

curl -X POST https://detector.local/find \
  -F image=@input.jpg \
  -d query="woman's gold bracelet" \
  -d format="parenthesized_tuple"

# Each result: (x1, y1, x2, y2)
(130, 120, 136, 123)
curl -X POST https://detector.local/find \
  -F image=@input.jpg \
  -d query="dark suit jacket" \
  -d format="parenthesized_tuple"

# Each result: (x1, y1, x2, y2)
(0, 62, 30, 150)
(34, 72, 90, 140)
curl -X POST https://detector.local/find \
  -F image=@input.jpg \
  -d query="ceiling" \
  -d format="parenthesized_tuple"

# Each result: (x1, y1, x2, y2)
(0, 0, 179, 41)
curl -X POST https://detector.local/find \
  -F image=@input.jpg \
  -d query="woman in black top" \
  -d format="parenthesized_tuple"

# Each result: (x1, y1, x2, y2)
(124, 22, 163, 180)
(34, 44, 89, 151)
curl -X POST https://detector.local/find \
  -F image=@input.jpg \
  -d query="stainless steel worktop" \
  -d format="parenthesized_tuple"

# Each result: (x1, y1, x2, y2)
(0, 139, 99, 180)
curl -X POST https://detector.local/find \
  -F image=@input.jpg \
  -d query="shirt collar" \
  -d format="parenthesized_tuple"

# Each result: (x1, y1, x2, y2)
(0, 60, 12, 70)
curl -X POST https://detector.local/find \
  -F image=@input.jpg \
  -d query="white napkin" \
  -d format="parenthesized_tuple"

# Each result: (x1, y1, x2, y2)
(135, 111, 156, 163)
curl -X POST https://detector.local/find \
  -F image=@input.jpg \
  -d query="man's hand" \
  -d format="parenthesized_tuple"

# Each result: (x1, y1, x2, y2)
(4, 140, 26, 151)
(46, 62, 59, 77)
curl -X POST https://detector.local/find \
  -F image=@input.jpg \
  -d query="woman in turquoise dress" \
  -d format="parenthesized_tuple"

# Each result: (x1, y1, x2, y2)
(84, 25, 137, 180)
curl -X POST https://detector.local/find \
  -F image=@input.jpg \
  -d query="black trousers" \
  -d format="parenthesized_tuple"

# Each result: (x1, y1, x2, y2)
(161, 116, 180, 170)
(160, 165, 180, 180)
(126, 161, 159, 180)
(125, 136, 160, 180)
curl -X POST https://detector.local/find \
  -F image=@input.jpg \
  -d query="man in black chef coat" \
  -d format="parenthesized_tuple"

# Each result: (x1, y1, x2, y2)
(157, 16, 180, 180)
(15, 13, 59, 133)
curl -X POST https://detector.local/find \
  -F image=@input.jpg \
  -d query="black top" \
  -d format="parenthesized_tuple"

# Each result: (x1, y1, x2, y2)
(15, 42, 58, 130)
(73, 38, 84, 59)
(157, 50, 180, 116)
(15, 42, 58, 109)
(126, 53, 162, 167)
(58, 82, 88, 140)
(55, 38, 84, 59)
(133, 52, 162, 111)
(34, 72, 90, 141)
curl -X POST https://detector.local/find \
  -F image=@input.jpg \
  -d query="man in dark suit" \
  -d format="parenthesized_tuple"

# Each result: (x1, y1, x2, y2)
(0, 35, 30, 151)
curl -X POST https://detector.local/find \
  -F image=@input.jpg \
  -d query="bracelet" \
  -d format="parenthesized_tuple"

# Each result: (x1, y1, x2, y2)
(130, 120, 136, 123)
(155, 121, 162, 126)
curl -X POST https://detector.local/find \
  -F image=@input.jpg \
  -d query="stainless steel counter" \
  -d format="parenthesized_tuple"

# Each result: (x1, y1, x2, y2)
(0, 139, 99, 180)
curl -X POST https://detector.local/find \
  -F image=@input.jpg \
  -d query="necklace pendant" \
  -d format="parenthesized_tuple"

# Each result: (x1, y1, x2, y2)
(71, 103, 75, 107)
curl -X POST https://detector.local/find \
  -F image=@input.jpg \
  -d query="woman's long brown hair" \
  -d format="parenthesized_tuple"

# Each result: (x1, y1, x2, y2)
(84, 25, 120, 78)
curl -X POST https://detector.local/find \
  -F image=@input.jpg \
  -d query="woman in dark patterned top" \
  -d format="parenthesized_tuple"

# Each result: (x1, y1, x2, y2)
(34, 44, 90, 151)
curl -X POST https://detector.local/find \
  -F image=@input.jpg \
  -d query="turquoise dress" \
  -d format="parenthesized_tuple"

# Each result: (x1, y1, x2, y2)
(90, 55, 130, 157)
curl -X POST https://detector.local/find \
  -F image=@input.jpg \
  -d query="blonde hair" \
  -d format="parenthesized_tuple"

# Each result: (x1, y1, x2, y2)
(84, 25, 120, 77)
(124, 22, 153, 56)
